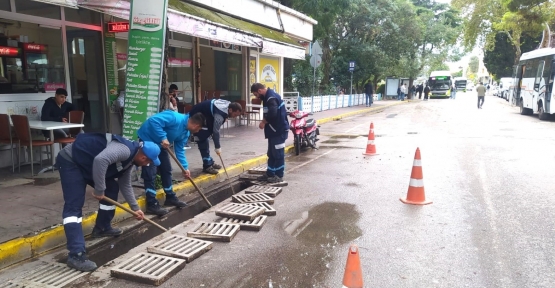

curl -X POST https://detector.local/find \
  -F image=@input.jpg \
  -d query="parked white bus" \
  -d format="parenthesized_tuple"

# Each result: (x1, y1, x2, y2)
(428, 71, 452, 98)
(515, 48, 555, 120)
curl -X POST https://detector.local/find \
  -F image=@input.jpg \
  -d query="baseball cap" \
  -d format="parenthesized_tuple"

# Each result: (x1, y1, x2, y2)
(141, 141, 161, 166)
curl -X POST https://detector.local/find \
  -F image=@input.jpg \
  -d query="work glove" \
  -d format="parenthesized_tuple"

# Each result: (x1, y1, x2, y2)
(215, 148, 222, 155)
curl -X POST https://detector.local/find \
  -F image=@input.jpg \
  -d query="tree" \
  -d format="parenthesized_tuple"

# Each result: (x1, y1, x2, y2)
(468, 56, 480, 74)
(453, 70, 463, 77)
(483, 32, 541, 79)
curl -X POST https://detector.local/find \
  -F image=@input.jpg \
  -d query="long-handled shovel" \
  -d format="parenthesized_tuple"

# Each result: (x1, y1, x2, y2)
(167, 149, 212, 207)
(217, 154, 236, 194)
(102, 196, 168, 232)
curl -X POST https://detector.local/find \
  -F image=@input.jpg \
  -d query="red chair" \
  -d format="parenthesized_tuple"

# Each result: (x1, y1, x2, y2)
(0, 114, 19, 172)
(10, 115, 53, 176)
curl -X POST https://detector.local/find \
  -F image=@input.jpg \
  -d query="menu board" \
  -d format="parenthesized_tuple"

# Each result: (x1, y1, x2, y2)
(104, 32, 119, 104)
(122, 0, 169, 139)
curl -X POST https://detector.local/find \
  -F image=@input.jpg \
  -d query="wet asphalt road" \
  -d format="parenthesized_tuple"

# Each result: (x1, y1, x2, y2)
(105, 93, 555, 287)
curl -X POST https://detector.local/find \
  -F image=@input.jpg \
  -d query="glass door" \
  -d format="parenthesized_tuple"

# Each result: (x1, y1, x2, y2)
(66, 27, 107, 133)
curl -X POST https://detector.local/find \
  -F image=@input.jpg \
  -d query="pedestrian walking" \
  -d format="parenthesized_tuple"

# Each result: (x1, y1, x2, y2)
(56, 133, 161, 272)
(476, 82, 486, 109)
(397, 86, 402, 100)
(400, 84, 408, 101)
(450, 84, 457, 99)
(137, 110, 205, 215)
(364, 81, 374, 107)
(417, 84, 423, 99)
(189, 99, 243, 174)
(251, 83, 289, 183)
(424, 84, 430, 100)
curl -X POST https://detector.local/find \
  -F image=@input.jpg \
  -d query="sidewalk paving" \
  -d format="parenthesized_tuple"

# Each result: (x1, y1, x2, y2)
(0, 100, 403, 265)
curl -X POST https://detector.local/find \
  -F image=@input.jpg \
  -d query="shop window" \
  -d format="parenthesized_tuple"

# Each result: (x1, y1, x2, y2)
(64, 8, 102, 25)
(16, 0, 61, 20)
(0, 0, 10, 11)
(214, 51, 242, 101)
(167, 46, 193, 103)
(0, 20, 65, 94)
(172, 32, 192, 43)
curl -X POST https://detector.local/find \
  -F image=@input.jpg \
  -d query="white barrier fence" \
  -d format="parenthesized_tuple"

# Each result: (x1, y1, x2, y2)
(283, 94, 369, 113)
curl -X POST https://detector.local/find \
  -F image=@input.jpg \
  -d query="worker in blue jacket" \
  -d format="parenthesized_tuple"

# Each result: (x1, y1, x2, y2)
(189, 99, 243, 174)
(250, 83, 289, 183)
(137, 111, 205, 215)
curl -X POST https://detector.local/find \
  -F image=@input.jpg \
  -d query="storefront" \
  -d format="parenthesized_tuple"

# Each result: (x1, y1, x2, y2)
(0, 0, 315, 168)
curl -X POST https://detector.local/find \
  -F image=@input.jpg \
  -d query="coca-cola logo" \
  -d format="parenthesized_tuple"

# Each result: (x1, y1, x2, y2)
(0, 47, 19, 56)
(24, 44, 45, 51)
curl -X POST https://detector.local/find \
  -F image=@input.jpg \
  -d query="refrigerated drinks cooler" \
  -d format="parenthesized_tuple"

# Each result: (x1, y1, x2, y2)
(0, 42, 64, 94)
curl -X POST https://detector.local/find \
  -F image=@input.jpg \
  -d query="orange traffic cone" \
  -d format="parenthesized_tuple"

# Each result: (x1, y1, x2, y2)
(363, 122, 377, 156)
(400, 148, 432, 205)
(342, 245, 363, 288)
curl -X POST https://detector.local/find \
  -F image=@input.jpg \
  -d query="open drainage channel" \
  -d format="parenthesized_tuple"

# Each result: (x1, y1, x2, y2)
(2, 179, 248, 288)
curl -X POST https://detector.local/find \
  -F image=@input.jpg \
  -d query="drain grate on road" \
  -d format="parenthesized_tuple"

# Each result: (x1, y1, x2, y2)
(219, 215, 268, 231)
(245, 202, 277, 216)
(0, 282, 24, 288)
(250, 180, 289, 187)
(232, 193, 275, 205)
(244, 185, 282, 197)
(111, 253, 186, 286)
(187, 222, 240, 242)
(147, 235, 212, 263)
(247, 166, 267, 175)
(12, 262, 88, 288)
(215, 203, 265, 221)
(239, 173, 261, 180)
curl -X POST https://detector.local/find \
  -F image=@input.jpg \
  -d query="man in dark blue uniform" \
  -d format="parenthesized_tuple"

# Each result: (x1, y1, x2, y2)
(55, 133, 161, 272)
(250, 83, 289, 183)
(189, 99, 243, 174)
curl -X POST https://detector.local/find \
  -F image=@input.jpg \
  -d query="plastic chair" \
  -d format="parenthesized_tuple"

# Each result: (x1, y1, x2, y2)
(0, 114, 19, 172)
(55, 111, 84, 149)
(246, 98, 262, 125)
(10, 115, 53, 176)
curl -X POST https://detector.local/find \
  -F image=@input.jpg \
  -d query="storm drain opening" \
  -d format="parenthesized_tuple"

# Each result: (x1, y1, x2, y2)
(232, 193, 275, 205)
(249, 180, 288, 187)
(187, 222, 240, 242)
(110, 253, 186, 286)
(218, 215, 268, 231)
(247, 166, 267, 175)
(243, 185, 282, 197)
(245, 202, 277, 216)
(15, 262, 87, 288)
(215, 203, 265, 221)
(147, 235, 212, 263)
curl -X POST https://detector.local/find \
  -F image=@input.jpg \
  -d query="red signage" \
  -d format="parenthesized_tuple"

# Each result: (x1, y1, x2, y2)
(108, 22, 130, 33)
(23, 43, 47, 52)
(0, 46, 20, 57)
(44, 83, 66, 92)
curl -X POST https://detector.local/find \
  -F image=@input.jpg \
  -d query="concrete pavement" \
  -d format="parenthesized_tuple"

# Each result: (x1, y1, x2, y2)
(0, 100, 406, 270)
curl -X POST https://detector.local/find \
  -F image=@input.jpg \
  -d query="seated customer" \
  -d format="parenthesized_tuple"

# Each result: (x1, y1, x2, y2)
(41, 88, 75, 140)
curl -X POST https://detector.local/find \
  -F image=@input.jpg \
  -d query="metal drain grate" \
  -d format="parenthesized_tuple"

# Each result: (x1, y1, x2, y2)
(13, 262, 88, 288)
(147, 235, 212, 263)
(215, 203, 265, 221)
(245, 202, 277, 216)
(232, 193, 275, 204)
(111, 253, 186, 286)
(247, 166, 267, 175)
(187, 222, 240, 242)
(219, 215, 268, 231)
(239, 173, 261, 180)
(0, 282, 24, 288)
(244, 185, 282, 197)
(250, 180, 289, 187)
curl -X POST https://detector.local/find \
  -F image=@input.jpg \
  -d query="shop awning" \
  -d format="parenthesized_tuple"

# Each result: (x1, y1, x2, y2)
(77, 0, 307, 60)
(33, 0, 78, 8)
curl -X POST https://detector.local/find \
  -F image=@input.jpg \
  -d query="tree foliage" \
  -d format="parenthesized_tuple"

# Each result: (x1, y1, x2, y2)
(468, 56, 480, 74)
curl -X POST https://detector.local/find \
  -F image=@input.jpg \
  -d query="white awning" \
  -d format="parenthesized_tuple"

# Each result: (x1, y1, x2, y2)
(33, 0, 78, 8)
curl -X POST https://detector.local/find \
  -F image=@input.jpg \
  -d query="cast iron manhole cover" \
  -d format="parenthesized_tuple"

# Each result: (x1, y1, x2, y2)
(243, 185, 282, 197)
(111, 253, 186, 286)
(232, 193, 275, 205)
(245, 202, 277, 216)
(247, 166, 267, 174)
(15, 262, 87, 288)
(187, 222, 240, 242)
(219, 215, 268, 231)
(147, 235, 212, 263)
(215, 203, 265, 221)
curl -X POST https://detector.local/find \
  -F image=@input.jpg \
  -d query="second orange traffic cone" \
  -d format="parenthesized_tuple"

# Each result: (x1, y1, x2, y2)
(400, 147, 432, 205)
(363, 122, 377, 156)
(342, 245, 363, 288)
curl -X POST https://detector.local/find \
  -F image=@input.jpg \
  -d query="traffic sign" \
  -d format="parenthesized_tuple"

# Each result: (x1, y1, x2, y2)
(311, 41, 323, 56)
(349, 61, 355, 72)
(310, 54, 322, 68)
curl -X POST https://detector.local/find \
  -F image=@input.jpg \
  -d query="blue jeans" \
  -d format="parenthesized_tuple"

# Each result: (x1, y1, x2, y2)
(266, 133, 288, 178)
(398, 93, 405, 100)
(57, 155, 120, 255)
(141, 148, 176, 206)
(365, 93, 373, 106)
(451, 91, 457, 99)
(194, 128, 214, 169)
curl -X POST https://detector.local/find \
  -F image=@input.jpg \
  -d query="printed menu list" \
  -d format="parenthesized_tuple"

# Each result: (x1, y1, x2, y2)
(122, 0, 169, 140)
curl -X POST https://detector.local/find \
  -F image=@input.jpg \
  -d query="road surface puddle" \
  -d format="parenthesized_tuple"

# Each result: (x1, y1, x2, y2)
(230, 202, 361, 287)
